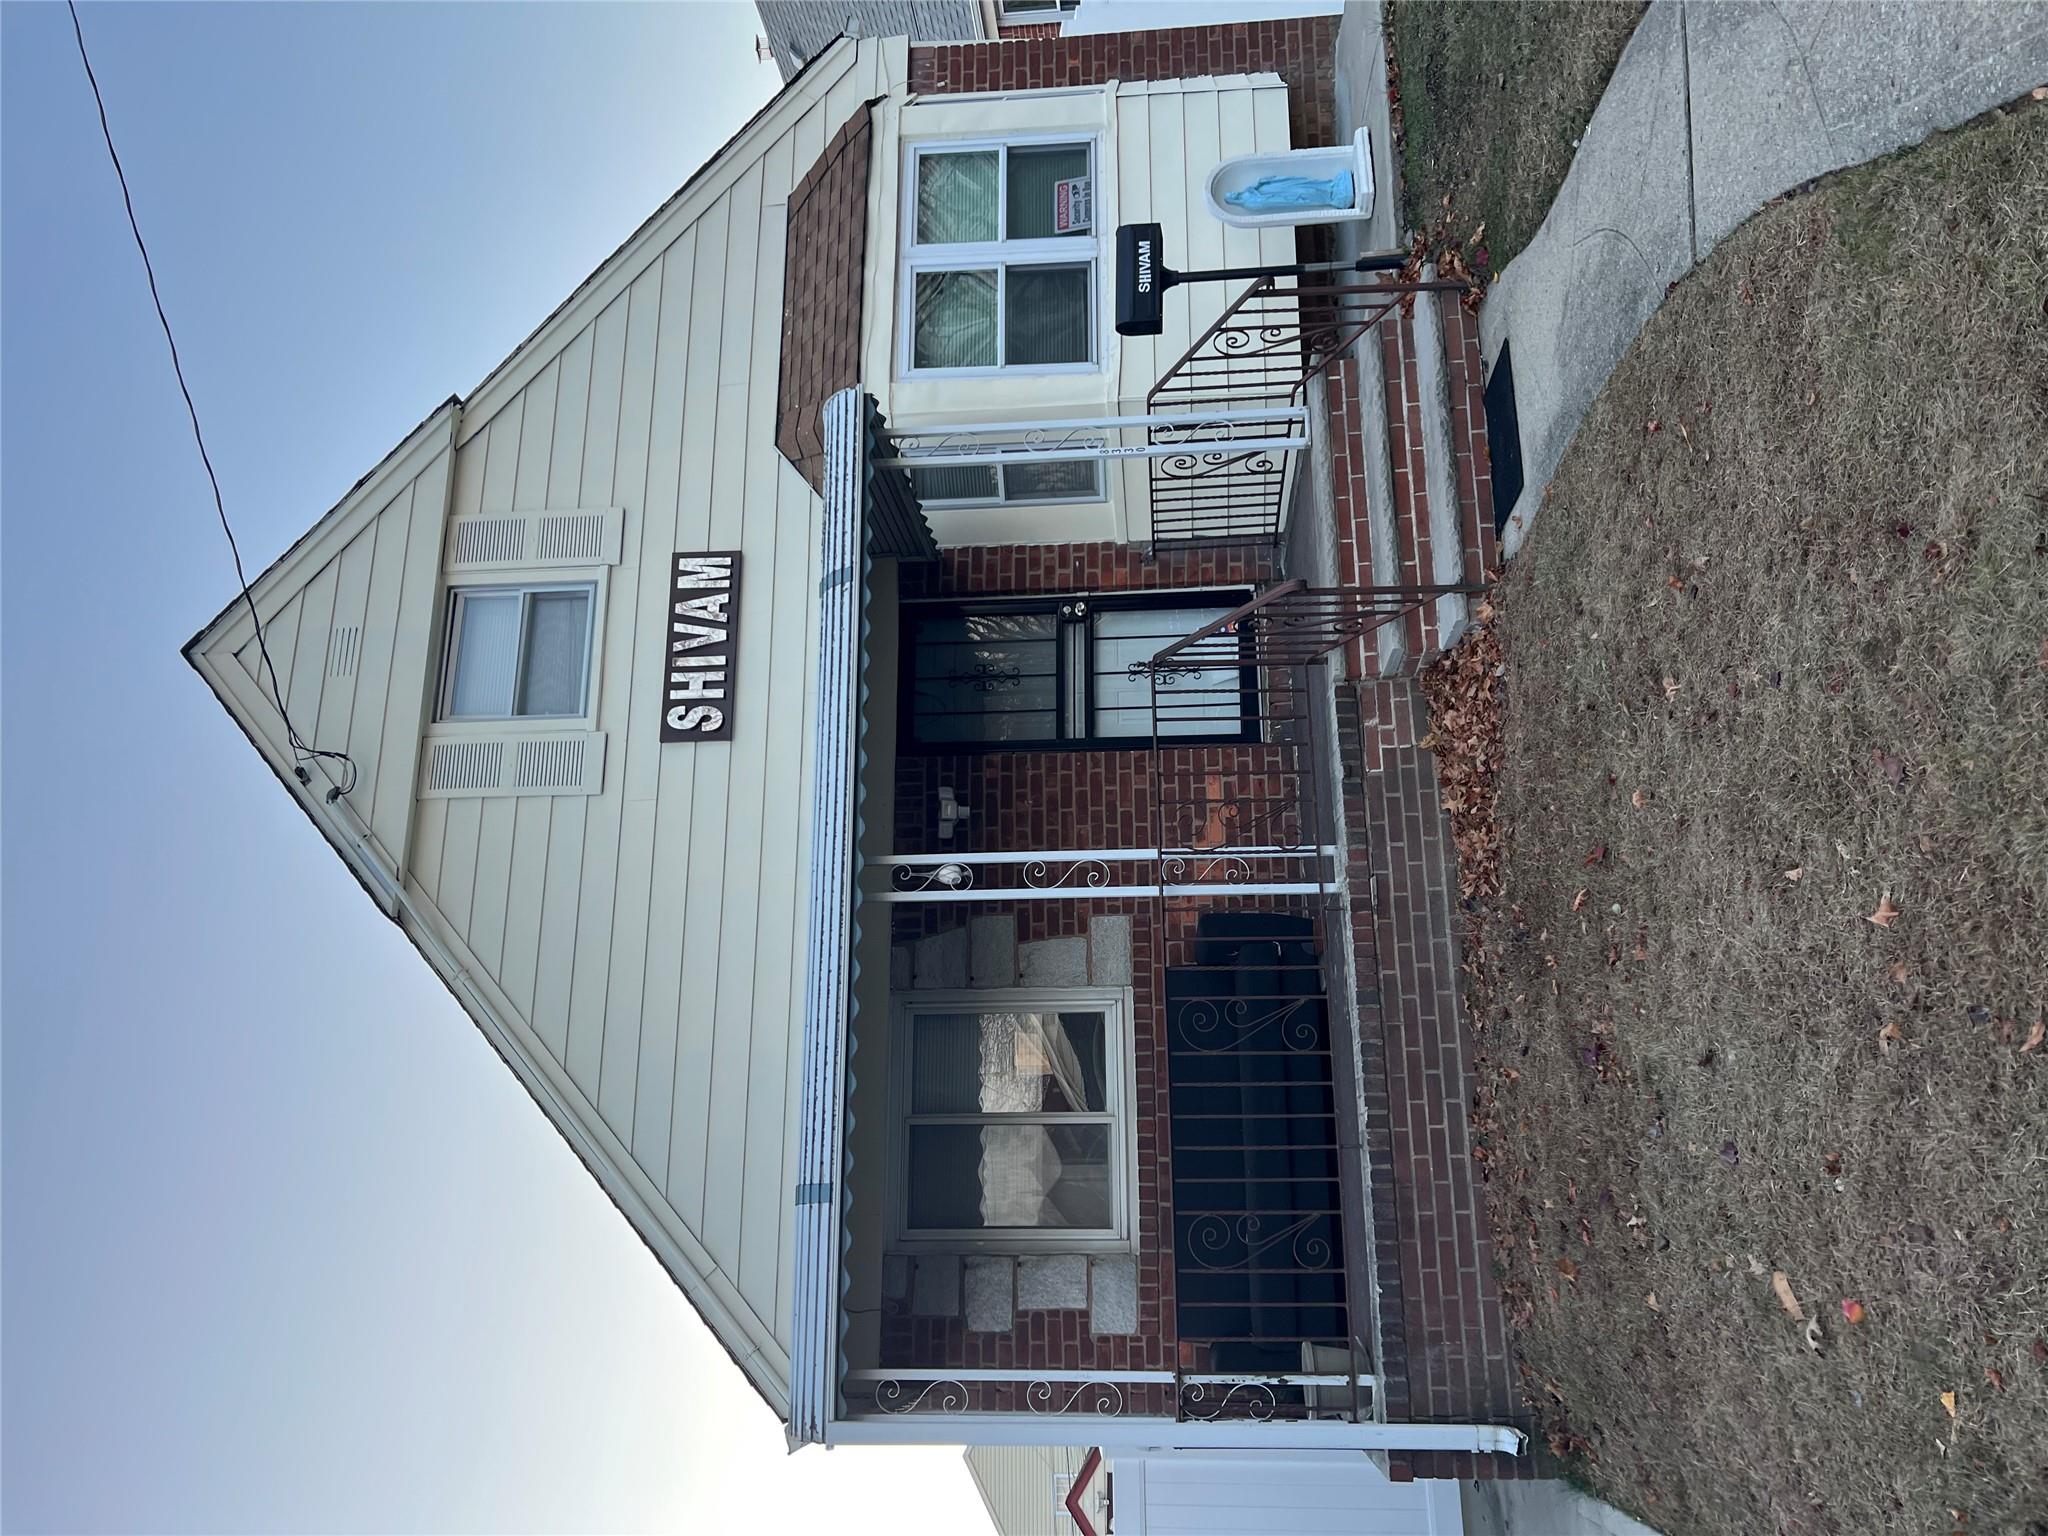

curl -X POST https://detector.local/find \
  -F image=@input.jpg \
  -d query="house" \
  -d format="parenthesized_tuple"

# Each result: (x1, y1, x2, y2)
(755, 0, 1075, 81)
(185, 16, 1526, 1523)
(965, 1445, 1109, 1534)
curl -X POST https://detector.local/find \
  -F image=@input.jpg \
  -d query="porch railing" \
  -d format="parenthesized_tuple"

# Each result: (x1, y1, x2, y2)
(1145, 272, 1469, 547)
(844, 1359, 1378, 1425)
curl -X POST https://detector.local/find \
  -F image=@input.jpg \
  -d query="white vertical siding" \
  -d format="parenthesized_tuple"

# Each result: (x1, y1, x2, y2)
(188, 39, 903, 1416)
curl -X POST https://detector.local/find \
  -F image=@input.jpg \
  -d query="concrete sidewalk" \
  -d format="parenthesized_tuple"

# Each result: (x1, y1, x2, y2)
(1481, 0, 2048, 556)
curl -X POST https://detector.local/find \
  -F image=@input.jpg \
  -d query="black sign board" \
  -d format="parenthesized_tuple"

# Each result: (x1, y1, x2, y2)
(1115, 222, 1168, 337)
(660, 551, 741, 743)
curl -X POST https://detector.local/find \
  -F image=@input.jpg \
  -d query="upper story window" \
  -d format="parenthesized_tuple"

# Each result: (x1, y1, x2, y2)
(997, 0, 1080, 20)
(439, 582, 596, 722)
(902, 138, 1098, 376)
(901, 592, 1253, 750)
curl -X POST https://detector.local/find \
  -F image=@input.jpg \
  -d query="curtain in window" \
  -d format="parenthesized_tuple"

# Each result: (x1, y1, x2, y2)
(913, 269, 998, 370)
(906, 1123, 1112, 1231)
(916, 151, 998, 244)
(908, 464, 1000, 504)
(1005, 264, 1090, 365)
(1004, 460, 1097, 502)
(1006, 144, 1090, 239)
(516, 590, 591, 716)
(449, 592, 521, 717)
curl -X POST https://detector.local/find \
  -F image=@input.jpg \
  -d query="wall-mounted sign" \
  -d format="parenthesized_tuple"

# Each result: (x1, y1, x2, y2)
(661, 551, 741, 743)
(1054, 176, 1092, 234)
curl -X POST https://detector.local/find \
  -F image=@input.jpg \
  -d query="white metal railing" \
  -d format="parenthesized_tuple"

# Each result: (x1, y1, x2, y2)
(842, 1366, 1379, 1424)
(868, 846, 1339, 903)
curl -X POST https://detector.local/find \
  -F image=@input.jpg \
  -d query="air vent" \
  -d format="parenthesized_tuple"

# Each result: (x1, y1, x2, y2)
(446, 507, 623, 571)
(450, 517, 528, 566)
(514, 735, 586, 789)
(535, 514, 607, 563)
(327, 625, 361, 678)
(420, 731, 606, 798)
(427, 739, 505, 792)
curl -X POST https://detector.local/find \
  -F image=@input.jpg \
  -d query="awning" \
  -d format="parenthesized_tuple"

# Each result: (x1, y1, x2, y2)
(787, 389, 933, 1448)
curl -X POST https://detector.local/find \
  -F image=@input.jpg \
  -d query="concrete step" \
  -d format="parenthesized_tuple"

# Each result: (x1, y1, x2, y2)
(1321, 277, 1500, 680)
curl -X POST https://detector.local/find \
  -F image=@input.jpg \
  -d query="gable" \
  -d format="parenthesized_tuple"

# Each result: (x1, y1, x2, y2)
(184, 35, 908, 1421)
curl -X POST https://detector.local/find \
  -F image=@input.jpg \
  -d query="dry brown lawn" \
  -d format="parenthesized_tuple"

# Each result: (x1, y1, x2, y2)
(1388, 0, 1645, 276)
(1446, 101, 2048, 1534)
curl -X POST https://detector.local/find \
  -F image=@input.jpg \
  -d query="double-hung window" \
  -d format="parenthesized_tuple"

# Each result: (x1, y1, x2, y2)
(439, 582, 596, 721)
(902, 593, 1254, 749)
(893, 990, 1131, 1249)
(909, 456, 1104, 508)
(902, 138, 1098, 375)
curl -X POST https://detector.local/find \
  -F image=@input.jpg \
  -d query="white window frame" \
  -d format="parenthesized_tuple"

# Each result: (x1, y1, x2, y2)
(998, 0, 1079, 19)
(887, 986, 1138, 1254)
(910, 457, 1107, 509)
(897, 134, 1104, 380)
(436, 579, 600, 726)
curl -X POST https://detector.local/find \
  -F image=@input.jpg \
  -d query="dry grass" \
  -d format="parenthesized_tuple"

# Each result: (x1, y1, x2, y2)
(1388, 0, 1644, 275)
(1451, 102, 2048, 1534)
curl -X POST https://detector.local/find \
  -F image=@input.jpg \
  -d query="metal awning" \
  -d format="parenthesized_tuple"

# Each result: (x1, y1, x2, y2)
(788, 389, 933, 1447)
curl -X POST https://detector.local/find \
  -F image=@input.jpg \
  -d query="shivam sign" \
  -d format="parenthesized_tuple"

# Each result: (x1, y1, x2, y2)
(660, 551, 742, 743)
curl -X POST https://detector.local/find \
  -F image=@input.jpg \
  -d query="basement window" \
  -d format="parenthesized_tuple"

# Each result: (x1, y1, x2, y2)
(891, 989, 1133, 1250)
(908, 457, 1104, 508)
(439, 583, 596, 721)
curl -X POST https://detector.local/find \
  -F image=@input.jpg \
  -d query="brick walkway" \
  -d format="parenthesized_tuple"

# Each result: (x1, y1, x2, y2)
(1323, 289, 1532, 1478)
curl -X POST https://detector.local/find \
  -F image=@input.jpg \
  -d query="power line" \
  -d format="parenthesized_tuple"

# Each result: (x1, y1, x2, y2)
(68, 0, 356, 797)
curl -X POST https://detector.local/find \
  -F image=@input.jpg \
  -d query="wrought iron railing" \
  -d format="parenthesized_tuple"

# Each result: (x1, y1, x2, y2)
(843, 1357, 1378, 1424)
(1145, 272, 1469, 547)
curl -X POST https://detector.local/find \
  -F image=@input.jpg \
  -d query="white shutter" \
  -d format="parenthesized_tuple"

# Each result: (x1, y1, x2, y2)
(445, 507, 623, 571)
(421, 731, 606, 798)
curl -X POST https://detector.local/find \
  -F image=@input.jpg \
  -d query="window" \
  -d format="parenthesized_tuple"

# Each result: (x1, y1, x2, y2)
(901, 593, 1253, 749)
(999, 0, 1079, 17)
(439, 583, 596, 721)
(909, 457, 1104, 508)
(893, 990, 1131, 1248)
(901, 138, 1098, 375)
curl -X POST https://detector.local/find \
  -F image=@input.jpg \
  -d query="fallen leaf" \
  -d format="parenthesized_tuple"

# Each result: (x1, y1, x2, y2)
(1785, 866, 1804, 882)
(1804, 1318, 1825, 1352)
(1661, 675, 1679, 700)
(1631, 787, 1648, 809)
(1646, 418, 1661, 435)
(1645, 1291, 1661, 1312)
(2034, 84, 2048, 100)
(1940, 1389, 1957, 1419)
(1571, 887, 1589, 912)
(2031, 1337, 2047, 1365)
(1772, 1271, 1805, 1320)
(1868, 892, 1900, 927)
(1556, 1255, 1579, 1282)
(2020, 1019, 2045, 1054)
(1879, 1021, 1906, 1051)
(1890, 962, 1910, 984)
(1840, 1299, 1867, 1325)
(1874, 750, 1906, 786)
(1585, 844, 1608, 866)
(1985, 1366, 2005, 1391)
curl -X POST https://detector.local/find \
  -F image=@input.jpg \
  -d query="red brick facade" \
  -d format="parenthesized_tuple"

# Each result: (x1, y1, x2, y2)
(882, 543, 1278, 1385)
(775, 100, 875, 488)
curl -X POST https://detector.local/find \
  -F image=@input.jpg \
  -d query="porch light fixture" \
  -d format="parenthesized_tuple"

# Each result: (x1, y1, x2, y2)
(1113, 222, 1411, 337)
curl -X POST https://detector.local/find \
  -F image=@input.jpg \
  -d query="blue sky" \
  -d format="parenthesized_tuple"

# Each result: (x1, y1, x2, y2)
(1, 5, 989, 1530)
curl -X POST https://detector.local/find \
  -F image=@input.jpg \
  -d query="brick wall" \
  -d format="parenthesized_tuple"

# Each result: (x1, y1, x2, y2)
(882, 542, 1279, 1379)
(775, 101, 875, 488)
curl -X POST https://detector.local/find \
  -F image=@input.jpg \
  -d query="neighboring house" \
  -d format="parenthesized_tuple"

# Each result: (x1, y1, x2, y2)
(187, 17, 1523, 1528)
(965, 1445, 1109, 1535)
(755, 0, 1000, 80)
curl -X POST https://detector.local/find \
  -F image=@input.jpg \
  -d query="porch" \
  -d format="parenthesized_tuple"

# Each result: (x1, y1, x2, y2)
(791, 270, 1523, 1473)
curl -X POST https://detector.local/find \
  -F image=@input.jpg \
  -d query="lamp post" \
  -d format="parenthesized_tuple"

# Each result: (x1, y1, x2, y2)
(1113, 222, 1412, 337)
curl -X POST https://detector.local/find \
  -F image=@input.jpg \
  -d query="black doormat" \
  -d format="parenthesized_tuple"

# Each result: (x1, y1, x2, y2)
(1483, 339, 1525, 537)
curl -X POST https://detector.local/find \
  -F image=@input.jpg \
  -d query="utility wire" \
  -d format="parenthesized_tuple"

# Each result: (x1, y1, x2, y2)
(69, 0, 356, 796)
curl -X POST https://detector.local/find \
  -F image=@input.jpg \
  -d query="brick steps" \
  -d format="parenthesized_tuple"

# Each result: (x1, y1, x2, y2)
(1322, 276, 1500, 679)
